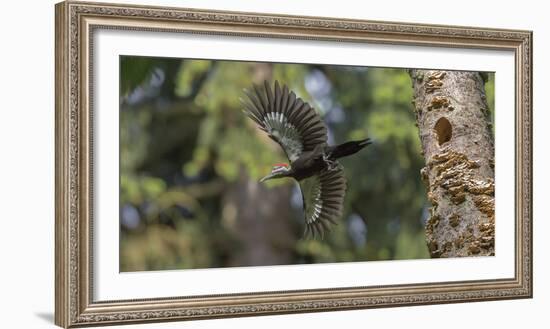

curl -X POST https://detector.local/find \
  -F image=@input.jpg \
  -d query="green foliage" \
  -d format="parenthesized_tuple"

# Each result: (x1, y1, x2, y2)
(119, 57, 492, 271)
(120, 56, 155, 95)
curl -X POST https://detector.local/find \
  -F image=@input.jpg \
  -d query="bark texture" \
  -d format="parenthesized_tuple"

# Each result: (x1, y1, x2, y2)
(409, 70, 495, 258)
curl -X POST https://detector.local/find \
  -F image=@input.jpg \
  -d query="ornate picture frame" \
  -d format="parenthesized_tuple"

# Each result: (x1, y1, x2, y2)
(55, 1, 532, 327)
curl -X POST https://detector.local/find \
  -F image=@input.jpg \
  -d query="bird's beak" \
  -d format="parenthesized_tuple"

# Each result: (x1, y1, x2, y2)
(259, 173, 275, 183)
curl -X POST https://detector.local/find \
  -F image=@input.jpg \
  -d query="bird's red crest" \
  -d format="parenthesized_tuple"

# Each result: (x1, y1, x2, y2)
(273, 163, 288, 168)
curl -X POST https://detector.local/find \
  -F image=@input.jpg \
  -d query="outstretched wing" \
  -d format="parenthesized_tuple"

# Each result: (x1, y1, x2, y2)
(241, 80, 327, 162)
(299, 166, 347, 238)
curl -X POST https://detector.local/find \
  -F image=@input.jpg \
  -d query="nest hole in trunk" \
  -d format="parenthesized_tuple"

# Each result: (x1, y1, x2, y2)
(434, 117, 452, 146)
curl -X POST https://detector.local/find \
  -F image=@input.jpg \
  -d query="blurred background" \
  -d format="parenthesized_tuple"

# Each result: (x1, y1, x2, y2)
(119, 56, 494, 272)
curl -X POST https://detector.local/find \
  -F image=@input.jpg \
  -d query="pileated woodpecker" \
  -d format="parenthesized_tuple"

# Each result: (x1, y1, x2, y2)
(241, 80, 372, 238)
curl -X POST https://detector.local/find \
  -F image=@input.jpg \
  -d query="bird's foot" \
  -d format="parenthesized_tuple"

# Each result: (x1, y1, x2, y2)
(323, 154, 338, 171)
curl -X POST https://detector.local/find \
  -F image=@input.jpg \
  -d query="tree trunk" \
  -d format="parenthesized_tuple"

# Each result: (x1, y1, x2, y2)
(222, 172, 296, 266)
(409, 70, 495, 258)
(222, 63, 297, 266)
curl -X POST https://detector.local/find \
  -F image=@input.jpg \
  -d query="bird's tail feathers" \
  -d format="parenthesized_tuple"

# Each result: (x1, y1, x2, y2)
(357, 138, 373, 147)
(329, 138, 372, 160)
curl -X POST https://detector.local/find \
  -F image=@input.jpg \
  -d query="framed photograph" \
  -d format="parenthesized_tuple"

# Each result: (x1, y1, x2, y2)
(55, 1, 532, 327)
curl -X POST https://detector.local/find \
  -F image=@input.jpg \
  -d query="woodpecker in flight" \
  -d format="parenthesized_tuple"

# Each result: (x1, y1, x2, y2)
(241, 80, 371, 238)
